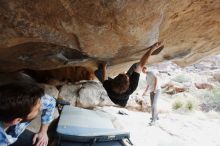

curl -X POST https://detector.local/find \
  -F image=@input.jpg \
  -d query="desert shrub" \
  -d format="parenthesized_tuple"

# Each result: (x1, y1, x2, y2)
(172, 74, 190, 83)
(194, 85, 220, 112)
(213, 85, 220, 98)
(172, 100, 183, 110)
(185, 100, 194, 111)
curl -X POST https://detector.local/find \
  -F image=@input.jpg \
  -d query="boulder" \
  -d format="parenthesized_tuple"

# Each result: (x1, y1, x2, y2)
(77, 81, 114, 108)
(40, 84, 59, 99)
(0, 0, 220, 75)
(194, 83, 213, 90)
(213, 73, 220, 82)
(58, 83, 82, 106)
(162, 83, 187, 95)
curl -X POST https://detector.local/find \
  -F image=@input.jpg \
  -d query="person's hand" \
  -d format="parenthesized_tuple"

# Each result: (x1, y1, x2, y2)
(151, 42, 163, 51)
(33, 131, 49, 146)
(142, 92, 147, 96)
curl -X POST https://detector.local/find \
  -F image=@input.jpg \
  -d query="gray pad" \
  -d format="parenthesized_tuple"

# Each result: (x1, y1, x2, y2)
(57, 106, 130, 143)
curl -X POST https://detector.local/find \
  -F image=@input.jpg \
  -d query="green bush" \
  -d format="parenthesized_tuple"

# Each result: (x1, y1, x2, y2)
(213, 85, 220, 98)
(192, 89, 213, 99)
(185, 101, 194, 111)
(192, 85, 220, 112)
(172, 100, 183, 110)
(198, 86, 220, 101)
(172, 74, 190, 83)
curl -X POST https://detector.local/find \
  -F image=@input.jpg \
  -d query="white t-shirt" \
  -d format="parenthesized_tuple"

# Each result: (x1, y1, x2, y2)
(146, 71, 160, 92)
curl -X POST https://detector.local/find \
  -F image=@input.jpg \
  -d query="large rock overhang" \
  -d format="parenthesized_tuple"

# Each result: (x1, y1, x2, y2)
(0, 0, 220, 75)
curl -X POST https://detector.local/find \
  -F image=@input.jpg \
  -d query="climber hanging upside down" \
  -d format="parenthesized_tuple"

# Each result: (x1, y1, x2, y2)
(95, 42, 164, 107)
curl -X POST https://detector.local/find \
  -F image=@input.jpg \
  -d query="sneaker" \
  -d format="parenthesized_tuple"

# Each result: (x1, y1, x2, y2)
(148, 120, 156, 126)
(118, 110, 128, 115)
(151, 45, 164, 55)
(150, 117, 159, 121)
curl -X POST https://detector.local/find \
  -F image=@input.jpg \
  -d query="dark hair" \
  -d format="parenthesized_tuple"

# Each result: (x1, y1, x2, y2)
(111, 74, 130, 94)
(0, 82, 44, 122)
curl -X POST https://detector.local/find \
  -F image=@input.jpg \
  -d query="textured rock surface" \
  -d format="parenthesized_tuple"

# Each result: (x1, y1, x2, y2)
(58, 81, 116, 108)
(24, 66, 95, 84)
(40, 84, 59, 99)
(58, 83, 82, 106)
(0, 0, 220, 75)
(77, 81, 114, 107)
(58, 80, 147, 109)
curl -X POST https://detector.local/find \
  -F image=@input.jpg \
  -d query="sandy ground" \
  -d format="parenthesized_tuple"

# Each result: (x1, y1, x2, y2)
(97, 106, 220, 146)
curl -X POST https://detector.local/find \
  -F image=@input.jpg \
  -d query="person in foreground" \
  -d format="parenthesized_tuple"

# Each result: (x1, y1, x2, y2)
(142, 67, 161, 126)
(95, 42, 164, 107)
(0, 82, 56, 146)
